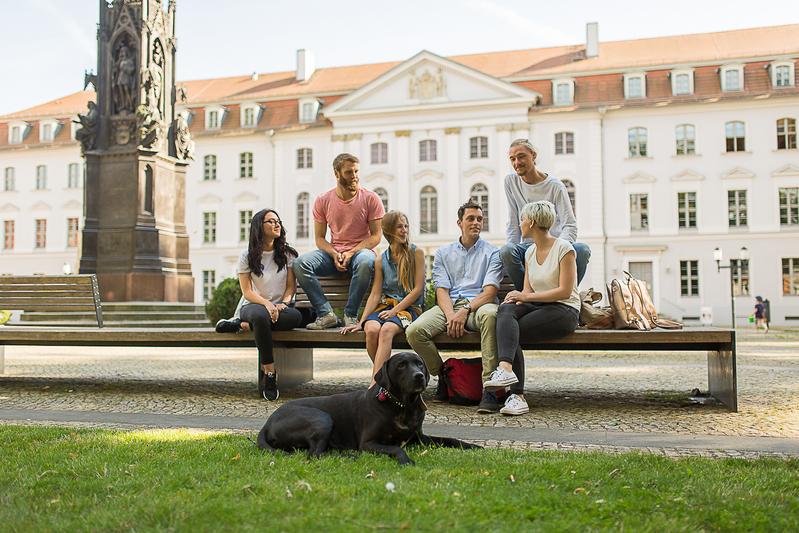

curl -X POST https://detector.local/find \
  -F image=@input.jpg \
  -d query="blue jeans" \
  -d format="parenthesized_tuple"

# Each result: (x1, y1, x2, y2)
(500, 241, 591, 290)
(293, 249, 376, 317)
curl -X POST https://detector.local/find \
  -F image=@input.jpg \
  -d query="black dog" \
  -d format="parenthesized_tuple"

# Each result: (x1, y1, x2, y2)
(257, 351, 480, 465)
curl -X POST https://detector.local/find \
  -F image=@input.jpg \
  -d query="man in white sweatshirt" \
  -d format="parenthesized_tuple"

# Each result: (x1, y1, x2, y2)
(501, 138, 591, 289)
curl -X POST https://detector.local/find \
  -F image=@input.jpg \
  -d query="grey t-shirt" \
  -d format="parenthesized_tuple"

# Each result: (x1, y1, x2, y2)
(504, 173, 578, 244)
(237, 250, 294, 305)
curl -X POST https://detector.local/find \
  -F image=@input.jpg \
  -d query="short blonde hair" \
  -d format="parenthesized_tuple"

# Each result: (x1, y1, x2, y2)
(509, 138, 537, 155)
(520, 200, 556, 230)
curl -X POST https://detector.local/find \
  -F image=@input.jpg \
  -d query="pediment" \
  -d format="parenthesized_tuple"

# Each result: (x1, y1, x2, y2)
(772, 163, 799, 178)
(197, 193, 223, 204)
(463, 166, 495, 178)
(622, 171, 656, 184)
(233, 191, 259, 203)
(721, 166, 755, 180)
(670, 169, 705, 182)
(0, 203, 20, 213)
(413, 169, 444, 181)
(363, 171, 394, 183)
(62, 200, 82, 210)
(30, 201, 52, 211)
(325, 50, 539, 117)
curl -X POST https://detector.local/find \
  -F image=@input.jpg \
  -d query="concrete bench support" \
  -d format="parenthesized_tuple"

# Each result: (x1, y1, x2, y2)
(707, 348, 737, 412)
(273, 347, 313, 389)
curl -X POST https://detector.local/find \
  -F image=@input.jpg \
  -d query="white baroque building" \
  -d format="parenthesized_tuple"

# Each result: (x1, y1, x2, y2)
(2, 24, 798, 325)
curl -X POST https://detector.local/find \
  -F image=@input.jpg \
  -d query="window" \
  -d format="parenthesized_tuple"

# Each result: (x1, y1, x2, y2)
(552, 79, 574, 105)
(672, 72, 693, 95)
(3, 220, 13, 250)
(730, 259, 750, 297)
(243, 107, 256, 127)
(727, 190, 747, 227)
(419, 139, 437, 162)
(203, 212, 217, 243)
(772, 63, 795, 87)
(66, 217, 79, 247)
(374, 187, 389, 213)
(203, 155, 217, 181)
(784, 258, 799, 295)
(68, 163, 80, 188)
(554, 132, 574, 155)
(239, 210, 252, 242)
(628, 127, 647, 157)
(624, 74, 645, 99)
(3, 167, 14, 191)
(725, 121, 745, 152)
(469, 136, 488, 159)
(296, 192, 309, 239)
(300, 101, 318, 123)
(35, 219, 47, 249)
(779, 187, 799, 225)
(202, 270, 216, 302)
(41, 123, 53, 142)
(371, 142, 388, 165)
(239, 152, 253, 178)
(677, 192, 697, 229)
(36, 165, 47, 190)
(722, 67, 742, 92)
(675, 124, 696, 155)
(469, 183, 489, 231)
(777, 118, 797, 150)
(680, 260, 699, 297)
(630, 193, 648, 231)
(10, 125, 22, 144)
(297, 148, 313, 169)
(562, 179, 576, 215)
(420, 185, 438, 234)
(207, 110, 219, 129)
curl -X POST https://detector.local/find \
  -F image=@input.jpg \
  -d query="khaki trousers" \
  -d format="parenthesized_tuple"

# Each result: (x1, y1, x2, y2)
(405, 299, 498, 382)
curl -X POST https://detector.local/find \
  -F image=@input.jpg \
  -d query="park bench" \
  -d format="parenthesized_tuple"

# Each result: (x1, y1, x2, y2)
(0, 275, 103, 327)
(0, 275, 738, 411)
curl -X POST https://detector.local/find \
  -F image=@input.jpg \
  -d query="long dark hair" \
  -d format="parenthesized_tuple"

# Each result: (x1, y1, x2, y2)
(247, 208, 297, 276)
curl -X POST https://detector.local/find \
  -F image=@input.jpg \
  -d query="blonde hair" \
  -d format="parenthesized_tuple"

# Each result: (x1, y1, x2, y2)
(382, 211, 415, 293)
(520, 200, 556, 230)
(509, 138, 537, 155)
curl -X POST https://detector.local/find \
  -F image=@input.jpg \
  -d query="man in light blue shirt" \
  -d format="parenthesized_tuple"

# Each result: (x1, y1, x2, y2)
(406, 201, 504, 413)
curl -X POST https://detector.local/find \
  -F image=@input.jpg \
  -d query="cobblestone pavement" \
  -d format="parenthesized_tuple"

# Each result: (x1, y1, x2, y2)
(1, 328, 798, 457)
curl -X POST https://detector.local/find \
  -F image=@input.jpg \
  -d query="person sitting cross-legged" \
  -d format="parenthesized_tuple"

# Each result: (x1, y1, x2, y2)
(405, 201, 504, 413)
(484, 200, 580, 416)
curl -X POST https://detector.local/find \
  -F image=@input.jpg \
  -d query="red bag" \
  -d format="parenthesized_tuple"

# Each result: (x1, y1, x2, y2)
(440, 358, 506, 405)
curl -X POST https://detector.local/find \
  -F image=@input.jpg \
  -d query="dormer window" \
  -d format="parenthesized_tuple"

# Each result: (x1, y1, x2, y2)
(205, 106, 224, 130)
(8, 122, 27, 145)
(299, 98, 320, 124)
(721, 65, 744, 92)
(771, 61, 795, 88)
(671, 69, 694, 95)
(624, 73, 646, 99)
(552, 79, 574, 106)
(11, 126, 21, 144)
(40, 120, 59, 143)
(241, 104, 260, 128)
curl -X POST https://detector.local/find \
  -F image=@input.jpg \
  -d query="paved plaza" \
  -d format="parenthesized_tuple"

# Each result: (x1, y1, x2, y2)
(1, 328, 798, 458)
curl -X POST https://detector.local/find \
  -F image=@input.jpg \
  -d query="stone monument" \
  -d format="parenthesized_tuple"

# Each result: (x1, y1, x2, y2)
(77, 0, 194, 302)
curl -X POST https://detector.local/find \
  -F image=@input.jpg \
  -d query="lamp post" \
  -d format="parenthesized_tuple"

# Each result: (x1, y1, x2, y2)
(714, 246, 749, 329)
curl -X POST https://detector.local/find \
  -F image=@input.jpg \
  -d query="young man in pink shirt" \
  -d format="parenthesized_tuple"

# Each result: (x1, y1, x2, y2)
(293, 153, 385, 329)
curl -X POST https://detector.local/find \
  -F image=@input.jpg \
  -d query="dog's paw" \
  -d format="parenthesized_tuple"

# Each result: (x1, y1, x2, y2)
(460, 441, 483, 450)
(397, 456, 416, 466)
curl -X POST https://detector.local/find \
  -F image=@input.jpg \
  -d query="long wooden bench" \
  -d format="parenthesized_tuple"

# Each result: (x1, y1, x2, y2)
(0, 275, 738, 411)
(0, 275, 103, 327)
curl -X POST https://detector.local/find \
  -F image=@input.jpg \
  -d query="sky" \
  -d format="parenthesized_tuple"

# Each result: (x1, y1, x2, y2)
(0, 0, 796, 115)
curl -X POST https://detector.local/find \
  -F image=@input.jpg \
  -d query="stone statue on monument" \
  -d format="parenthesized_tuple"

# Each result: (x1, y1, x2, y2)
(112, 43, 136, 114)
(174, 112, 195, 160)
(74, 101, 98, 154)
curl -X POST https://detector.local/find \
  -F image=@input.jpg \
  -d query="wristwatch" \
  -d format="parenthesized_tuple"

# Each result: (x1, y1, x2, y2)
(464, 302, 473, 313)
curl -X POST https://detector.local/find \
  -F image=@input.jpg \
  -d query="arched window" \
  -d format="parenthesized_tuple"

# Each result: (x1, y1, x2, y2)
(469, 183, 489, 231)
(296, 192, 310, 239)
(420, 185, 438, 234)
(371, 142, 388, 164)
(628, 127, 647, 157)
(374, 187, 389, 213)
(419, 139, 437, 162)
(203, 155, 217, 181)
(239, 152, 253, 178)
(562, 179, 576, 215)
(297, 147, 313, 169)
(725, 121, 745, 152)
(675, 124, 696, 155)
(469, 136, 488, 159)
(554, 132, 574, 154)
(777, 118, 797, 150)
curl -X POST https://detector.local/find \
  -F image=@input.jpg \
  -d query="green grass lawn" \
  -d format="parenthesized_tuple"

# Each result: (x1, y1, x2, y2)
(1, 426, 797, 532)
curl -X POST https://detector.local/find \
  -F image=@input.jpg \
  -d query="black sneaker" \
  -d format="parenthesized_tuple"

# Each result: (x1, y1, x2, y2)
(262, 372, 279, 401)
(476, 390, 501, 414)
(215, 318, 242, 333)
(433, 377, 449, 402)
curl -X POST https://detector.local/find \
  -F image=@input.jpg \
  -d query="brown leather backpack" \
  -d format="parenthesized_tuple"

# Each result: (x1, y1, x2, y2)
(607, 271, 682, 331)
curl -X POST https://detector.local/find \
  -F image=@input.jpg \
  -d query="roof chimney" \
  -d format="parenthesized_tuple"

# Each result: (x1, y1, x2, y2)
(296, 49, 315, 83)
(586, 22, 599, 58)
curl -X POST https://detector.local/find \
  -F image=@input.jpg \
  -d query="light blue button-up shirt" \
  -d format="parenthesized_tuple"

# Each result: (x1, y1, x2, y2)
(432, 238, 503, 302)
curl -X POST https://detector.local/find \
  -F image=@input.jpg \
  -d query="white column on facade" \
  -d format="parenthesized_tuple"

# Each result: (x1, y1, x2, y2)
(583, 114, 605, 291)
(395, 130, 411, 216)
(444, 127, 461, 236)
(495, 124, 513, 240)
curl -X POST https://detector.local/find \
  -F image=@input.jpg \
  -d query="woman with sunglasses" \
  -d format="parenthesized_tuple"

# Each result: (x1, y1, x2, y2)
(238, 209, 302, 400)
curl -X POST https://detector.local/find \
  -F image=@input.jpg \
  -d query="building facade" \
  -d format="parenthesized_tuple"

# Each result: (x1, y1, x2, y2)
(1, 24, 798, 325)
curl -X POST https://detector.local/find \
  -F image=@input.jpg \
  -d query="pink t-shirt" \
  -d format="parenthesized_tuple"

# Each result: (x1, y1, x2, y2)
(313, 188, 385, 253)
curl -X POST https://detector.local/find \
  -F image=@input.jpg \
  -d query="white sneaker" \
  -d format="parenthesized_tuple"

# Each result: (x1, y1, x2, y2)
(483, 367, 519, 389)
(343, 315, 360, 327)
(499, 394, 529, 416)
(306, 312, 341, 330)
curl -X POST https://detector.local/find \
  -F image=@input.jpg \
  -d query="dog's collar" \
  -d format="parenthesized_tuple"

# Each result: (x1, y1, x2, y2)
(376, 387, 405, 409)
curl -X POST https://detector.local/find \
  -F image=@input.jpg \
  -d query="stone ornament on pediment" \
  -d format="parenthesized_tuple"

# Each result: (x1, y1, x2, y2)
(721, 166, 755, 180)
(233, 191, 259, 203)
(771, 164, 799, 178)
(363, 172, 394, 183)
(670, 169, 705, 182)
(62, 200, 83, 210)
(413, 169, 444, 181)
(409, 67, 447, 101)
(0, 203, 20, 214)
(111, 118, 135, 146)
(31, 201, 52, 212)
(197, 193, 223, 205)
(463, 166, 495, 178)
(622, 172, 656, 184)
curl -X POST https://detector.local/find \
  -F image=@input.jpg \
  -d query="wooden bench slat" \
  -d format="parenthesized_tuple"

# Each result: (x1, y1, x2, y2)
(0, 290, 94, 298)
(0, 297, 96, 306)
(0, 276, 94, 285)
(1, 304, 98, 313)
